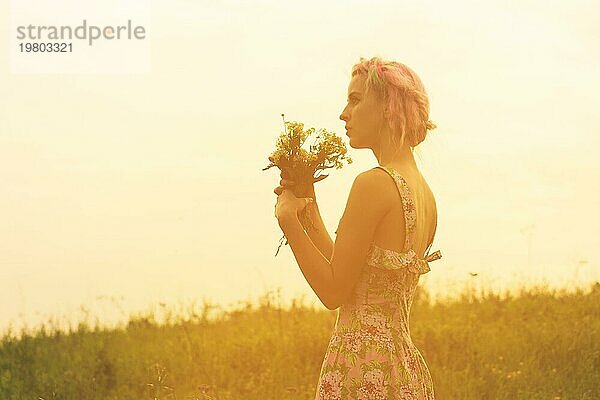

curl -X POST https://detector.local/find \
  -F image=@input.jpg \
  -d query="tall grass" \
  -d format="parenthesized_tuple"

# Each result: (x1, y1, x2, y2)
(1, 283, 598, 400)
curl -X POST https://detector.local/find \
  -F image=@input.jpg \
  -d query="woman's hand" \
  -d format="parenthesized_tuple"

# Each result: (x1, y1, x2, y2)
(274, 170, 316, 198)
(274, 170, 314, 227)
(274, 189, 313, 227)
(273, 174, 294, 196)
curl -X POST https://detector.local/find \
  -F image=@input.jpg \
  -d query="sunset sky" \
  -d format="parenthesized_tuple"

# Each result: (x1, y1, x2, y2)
(1, 0, 598, 331)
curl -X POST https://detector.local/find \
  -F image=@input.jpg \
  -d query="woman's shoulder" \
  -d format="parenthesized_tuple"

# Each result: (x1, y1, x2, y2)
(358, 165, 394, 180)
(357, 166, 404, 190)
(352, 167, 397, 191)
(347, 168, 398, 208)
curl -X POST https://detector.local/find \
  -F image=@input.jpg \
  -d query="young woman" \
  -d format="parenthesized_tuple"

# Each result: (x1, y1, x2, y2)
(274, 56, 442, 399)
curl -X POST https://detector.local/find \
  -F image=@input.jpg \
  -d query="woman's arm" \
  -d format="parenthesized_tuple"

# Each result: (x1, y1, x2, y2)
(278, 169, 393, 310)
(279, 215, 335, 308)
(304, 201, 334, 262)
(274, 172, 333, 261)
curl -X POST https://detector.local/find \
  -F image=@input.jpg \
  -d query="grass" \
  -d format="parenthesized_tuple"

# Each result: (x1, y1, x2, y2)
(1, 282, 598, 400)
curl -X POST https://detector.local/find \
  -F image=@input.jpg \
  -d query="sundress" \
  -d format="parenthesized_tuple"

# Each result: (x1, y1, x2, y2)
(314, 165, 443, 400)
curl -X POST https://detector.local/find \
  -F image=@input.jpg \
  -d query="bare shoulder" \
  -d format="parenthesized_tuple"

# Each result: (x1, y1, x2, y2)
(335, 168, 397, 236)
(357, 167, 398, 193)
(346, 168, 397, 214)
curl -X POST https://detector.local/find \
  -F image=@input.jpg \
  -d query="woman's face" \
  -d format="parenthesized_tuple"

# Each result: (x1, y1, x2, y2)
(339, 74, 385, 149)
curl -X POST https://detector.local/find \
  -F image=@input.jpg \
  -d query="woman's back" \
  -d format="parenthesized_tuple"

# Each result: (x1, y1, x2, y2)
(371, 164, 438, 260)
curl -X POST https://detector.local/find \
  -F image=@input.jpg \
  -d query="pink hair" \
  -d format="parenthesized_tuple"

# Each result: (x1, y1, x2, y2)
(351, 56, 436, 148)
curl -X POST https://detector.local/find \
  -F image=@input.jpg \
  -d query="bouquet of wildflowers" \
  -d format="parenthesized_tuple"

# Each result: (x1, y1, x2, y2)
(263, 114, 352, 256)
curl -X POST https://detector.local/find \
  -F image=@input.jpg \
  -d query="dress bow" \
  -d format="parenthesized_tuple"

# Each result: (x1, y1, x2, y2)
(424, 250, 442, 263)
(411, 249, 443, 275)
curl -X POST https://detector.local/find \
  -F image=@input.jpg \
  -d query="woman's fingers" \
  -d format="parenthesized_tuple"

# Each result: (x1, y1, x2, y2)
(279, 179, 295, 186)
(274, 174, 294, 196)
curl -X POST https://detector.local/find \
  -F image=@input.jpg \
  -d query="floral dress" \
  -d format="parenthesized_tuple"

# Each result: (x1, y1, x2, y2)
(314, 166, 442, 400)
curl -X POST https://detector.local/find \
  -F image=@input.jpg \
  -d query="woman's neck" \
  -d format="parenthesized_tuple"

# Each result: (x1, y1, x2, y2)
(375, 143, 416, 170)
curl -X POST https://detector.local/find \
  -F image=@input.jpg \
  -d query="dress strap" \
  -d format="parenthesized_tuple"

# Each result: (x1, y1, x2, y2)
(373, 166, 417, 251)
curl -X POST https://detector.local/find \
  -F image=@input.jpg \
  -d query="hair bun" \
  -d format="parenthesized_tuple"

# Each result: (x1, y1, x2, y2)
(425, 120, 437, 131)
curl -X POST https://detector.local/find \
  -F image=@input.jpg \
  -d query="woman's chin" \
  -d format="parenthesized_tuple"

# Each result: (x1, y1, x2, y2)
(347, 136, 360, 148)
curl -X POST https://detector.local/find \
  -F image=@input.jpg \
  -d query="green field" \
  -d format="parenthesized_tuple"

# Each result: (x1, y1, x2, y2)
(1, 283, 598, 400)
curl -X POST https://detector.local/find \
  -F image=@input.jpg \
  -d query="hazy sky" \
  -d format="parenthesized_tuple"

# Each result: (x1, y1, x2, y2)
(1, 0, 599, 332)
